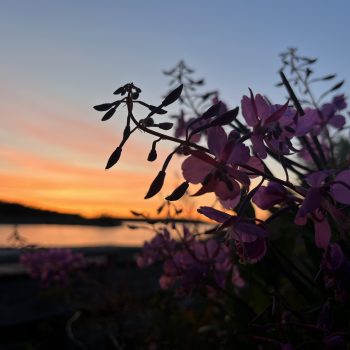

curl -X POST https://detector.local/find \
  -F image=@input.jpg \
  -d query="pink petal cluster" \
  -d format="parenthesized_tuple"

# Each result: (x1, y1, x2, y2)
(182, 126, 263, 209)
(20, 248, 86, 287)
(198, 206, 268, 263)
(137, 225, 245, 295)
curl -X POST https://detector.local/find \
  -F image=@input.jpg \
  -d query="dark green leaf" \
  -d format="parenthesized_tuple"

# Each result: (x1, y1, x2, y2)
(165, 181, 189, 201)
(144, 170, 166, 199)
(105, 147, 122, 169)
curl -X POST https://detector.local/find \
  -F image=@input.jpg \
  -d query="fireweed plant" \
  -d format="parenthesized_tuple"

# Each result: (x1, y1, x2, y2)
(95, 49, 350, 348)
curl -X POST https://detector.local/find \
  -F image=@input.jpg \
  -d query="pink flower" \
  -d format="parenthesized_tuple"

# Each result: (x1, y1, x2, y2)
(330, 170, 350, 205)
(294, 170, 350, 249)
(20, 249, 86, 287)
(252, 182, 289, 210)
(321, 243, 350, 302)
(241, 90, 292, 158)
(182, 126, 261, 208)
(198, 206, 268, 263)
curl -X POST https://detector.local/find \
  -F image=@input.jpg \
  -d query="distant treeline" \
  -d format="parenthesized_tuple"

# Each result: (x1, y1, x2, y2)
(0, 201, 122, 226)
(0, 201, 204, 226)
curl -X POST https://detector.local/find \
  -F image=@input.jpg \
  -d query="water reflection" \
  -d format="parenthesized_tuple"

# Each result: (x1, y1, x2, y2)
(0, 223, 156, 248)
(0, 222, 209, 248)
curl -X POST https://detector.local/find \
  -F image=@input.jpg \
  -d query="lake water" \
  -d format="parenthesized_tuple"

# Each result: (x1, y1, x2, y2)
(0, 222, 160, 248)
(0, 222, 209, 248)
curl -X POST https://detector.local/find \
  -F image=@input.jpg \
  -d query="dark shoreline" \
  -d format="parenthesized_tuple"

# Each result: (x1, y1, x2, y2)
(0, 201, 204, 227)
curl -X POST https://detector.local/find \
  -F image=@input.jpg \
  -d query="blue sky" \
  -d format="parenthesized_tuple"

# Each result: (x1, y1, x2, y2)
(1, 0, 349, 216)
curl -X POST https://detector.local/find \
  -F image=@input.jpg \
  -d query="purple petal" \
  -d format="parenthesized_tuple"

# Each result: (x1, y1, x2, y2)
(306, 171, 329, 187)
(263, 101, 288, 126)
(219, 193, 241, 209)
(245, 156, 264, 178)
(332, 94, 347, 110)
(205, 239, 220, 259)
(314, 217, 331, 249)
(252, 182, 286, 210)
(255, 94, 271, 122)
(230, 222, 268, 243)
(295, 109, 318, 136)
(321, 103, 335, 119)
(182, 156, 214, 184)
(330, 170, 350, 204)
(236, 237, 267, 263)
(300, 187, 322, 215)
(197, 206, 231, 223)
(322, 243, 344, 272)
(226, 142, 250, 164)
(241, 95, 258, 127)
(214, 179, 240, 201)
(329, 114, 345, 129)
(251, 133, 267, 159)
(207, 126, 227, 159)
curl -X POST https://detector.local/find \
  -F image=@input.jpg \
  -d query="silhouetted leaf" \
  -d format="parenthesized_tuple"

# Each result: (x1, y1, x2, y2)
(202, 101, 223, 119)
(320, 80, 345, 99)
(101, 107, 116, 121)
(158, 122, 173, 130)
(144, 170, 166, 199)
(163, 67, 177, 75)
(161, 85, 183, 107)
(145, 118, 154, 127)
(113, 86, 125, 95)
(94, 103, 114, 112)
(329, 80, 345, 92)
(147, 148, 157, 162)
(130, 210, 143, 217)
(157, 204, 165, 214)
(133, 86, 142, 93)
(321, 74, 336, 80)
(210, 107, 239, 126)
(165, 181, 189, 201)
(105, 147, 122, 169)
(123, 125, 131, 139)
(132, 92, 139, 99)
(148, 105, 167, 114)
(306, 68, 313, 78)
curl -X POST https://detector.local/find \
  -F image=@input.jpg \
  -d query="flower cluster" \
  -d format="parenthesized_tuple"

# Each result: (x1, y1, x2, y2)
(97, 49, 350, 348)
(137, 226, 244, 296)
(20, 248, 86, 287)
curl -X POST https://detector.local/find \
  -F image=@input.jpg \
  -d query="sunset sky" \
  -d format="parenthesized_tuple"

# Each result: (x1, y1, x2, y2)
(1, 1, 350, 218)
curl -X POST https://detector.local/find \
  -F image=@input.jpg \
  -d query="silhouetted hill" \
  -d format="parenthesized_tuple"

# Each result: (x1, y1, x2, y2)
(0, 201, 122, 226)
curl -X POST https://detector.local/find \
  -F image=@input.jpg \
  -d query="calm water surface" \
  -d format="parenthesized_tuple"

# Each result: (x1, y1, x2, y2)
(0, 222, 158, 248)
(0, 222, 208, 248)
